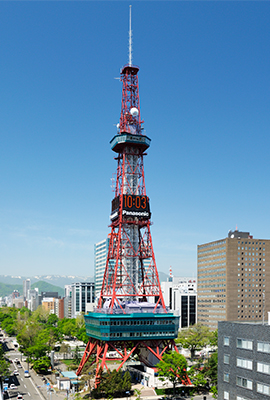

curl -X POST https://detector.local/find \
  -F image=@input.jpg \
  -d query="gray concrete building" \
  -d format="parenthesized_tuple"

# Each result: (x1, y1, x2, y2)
(218, 320, 270, 399)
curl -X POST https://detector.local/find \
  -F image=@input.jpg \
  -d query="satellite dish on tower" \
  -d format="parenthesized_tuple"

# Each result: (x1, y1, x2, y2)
(130, 107, 139, 117)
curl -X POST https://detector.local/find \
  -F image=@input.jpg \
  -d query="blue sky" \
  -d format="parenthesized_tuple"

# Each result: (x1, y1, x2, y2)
(1, 1, 270, 278)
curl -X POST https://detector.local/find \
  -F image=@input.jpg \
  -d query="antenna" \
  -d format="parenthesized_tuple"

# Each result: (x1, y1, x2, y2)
(129, 5, 132, 66)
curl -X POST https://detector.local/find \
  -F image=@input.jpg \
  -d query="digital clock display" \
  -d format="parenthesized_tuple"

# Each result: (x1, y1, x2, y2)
(110, 195, 151, 220)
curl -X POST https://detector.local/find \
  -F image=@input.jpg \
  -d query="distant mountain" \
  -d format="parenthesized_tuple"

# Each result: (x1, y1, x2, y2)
(0, 275, 94, 289)
(31, 281, 65, 297)
(0, 272, 169, 297)
(0, 282, 23, 298)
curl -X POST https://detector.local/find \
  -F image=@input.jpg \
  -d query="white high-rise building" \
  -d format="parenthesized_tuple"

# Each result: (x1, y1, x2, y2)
(71, 282, 95, 318)
(64, 285, 72, 318)
(94, 237, 110, 301)
(23, 279, 31, 301)
(161, 276, 197, 329)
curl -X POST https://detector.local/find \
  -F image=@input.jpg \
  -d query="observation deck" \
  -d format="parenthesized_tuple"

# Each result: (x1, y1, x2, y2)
(110, 133, 151, 153)
(84, 302, 179, 342)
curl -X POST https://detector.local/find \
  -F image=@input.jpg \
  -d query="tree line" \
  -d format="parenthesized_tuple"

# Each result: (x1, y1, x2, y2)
(0, 306, 88, 373)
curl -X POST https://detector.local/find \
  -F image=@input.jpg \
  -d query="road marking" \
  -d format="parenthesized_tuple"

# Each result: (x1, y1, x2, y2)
(29, 377, 43, 400)
(28, 392, 31, 396)
(24, 385, 27, 388)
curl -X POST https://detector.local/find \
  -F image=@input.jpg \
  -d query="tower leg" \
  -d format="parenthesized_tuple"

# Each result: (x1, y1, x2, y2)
(76, 339, 97, 376)
(77, 338, 191, 386)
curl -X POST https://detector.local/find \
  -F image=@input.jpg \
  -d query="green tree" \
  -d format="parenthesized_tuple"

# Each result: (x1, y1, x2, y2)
(32, 356, 51, 374)
(32, 306, 50, 324)
(176, 324, 211, 359)
(156, 352, 188, 396)
(47, 314, 59, 326)
(58, 318, 76, 338)
(202, 351, 218, 386)
(209, 330, 218, 348)
(0, 358, 10, 384)
(92, 369, 131, 398)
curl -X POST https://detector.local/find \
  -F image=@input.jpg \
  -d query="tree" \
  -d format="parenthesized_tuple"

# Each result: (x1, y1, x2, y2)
(176, 324, 211, 359)
(188, 351, 218, 394)
(202, 351, 218, 386)
(156, 352, 188, 396)
(0, 358, 10, 384)
(58, 318, 76, 338)
(32, 356, 51, 374)
(47, 314, 59, 326)
(92, 369, 131, 398)
(209, 330, 218, 348)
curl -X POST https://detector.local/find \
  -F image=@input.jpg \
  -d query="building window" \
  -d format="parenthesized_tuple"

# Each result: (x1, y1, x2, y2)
(224, 391, 229, 400)
(237, 376, 253, 390)
(224, 373, 229, 382)
(258, 341, 270, 353)
(236, 357, 253, 370)
(237, 397, 251, 400)
(224, 354, 230, 364)
(257, 362, 270, 375)
(257, 382, 270, 395)
(237, 338, 253, 350)
(224, 337, 230, 346)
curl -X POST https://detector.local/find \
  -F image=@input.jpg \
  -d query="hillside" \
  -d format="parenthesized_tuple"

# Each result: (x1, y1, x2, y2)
(0, 281, 64, 298)
(31, 281, 64, 297)
(0, 282, 23, 298)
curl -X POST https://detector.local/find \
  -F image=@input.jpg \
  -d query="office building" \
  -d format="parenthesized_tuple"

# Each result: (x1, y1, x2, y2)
(71, 282, 95, 318)
(197, 230, 270, 330)
(55, 298, 65, 319)
(42, 298, 55, 313)
(23, 279, 31, 302)
(161, 277, 197, 329)
(64, 285, 72, 318)
(94, 237, 110, 300)
(28, 289, 39, 311)
(218, 320, 270, 399)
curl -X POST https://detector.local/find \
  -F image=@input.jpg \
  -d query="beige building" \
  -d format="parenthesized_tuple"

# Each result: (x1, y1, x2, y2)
(197, 230, 269, 330)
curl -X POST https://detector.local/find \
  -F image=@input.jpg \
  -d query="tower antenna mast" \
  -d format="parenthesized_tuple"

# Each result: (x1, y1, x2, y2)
(129, 5, 132, 66)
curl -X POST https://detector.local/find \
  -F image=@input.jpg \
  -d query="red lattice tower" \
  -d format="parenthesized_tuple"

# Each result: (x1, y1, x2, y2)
(98, 61, 165, 311)
(77, 8, 190, 388)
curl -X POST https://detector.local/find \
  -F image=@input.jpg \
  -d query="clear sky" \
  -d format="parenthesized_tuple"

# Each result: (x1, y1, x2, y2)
(1, 1, 270, 278)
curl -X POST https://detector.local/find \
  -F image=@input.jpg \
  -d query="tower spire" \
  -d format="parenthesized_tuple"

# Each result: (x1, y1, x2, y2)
(129, 5, 132, 66)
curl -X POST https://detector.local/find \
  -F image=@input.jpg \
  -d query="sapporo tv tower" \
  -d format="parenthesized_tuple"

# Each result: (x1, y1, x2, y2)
(77, 7, 185, 385)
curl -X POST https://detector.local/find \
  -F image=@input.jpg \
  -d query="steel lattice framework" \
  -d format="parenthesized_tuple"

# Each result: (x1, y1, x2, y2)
(98, 63, 165, 311)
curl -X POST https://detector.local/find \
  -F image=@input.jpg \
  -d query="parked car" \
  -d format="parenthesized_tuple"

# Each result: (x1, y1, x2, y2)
(9, 384, 17, 390)
(14, 370, 19, 375)
(17, 394, 23, 400)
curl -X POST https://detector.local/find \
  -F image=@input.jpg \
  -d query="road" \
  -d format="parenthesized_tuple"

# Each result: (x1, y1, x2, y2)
(5, 342, 66, 400)
(4, 349, 44, 400)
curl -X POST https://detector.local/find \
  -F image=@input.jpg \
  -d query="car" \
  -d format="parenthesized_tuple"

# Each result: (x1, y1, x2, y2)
(17, 363, 22, 368)
(14, 358, 19, 362)
(9, 384, 17, 390)
(17, 394, 23, 400)
(14, 370, 19, 375)
(24, 370, 30, 378)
